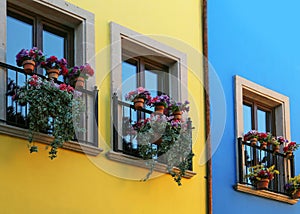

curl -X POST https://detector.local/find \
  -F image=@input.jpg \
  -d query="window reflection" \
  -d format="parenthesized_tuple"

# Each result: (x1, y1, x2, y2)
(43, 29, 65, 82)
(243, 104, 252, 133)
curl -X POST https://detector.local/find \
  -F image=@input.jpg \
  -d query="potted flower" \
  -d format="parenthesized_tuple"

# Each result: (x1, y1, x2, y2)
(283, 141, 299, 158)
(244, 130, 259, 146)
(16, 47, 45, 74)
(285, 175, 300, 199)
(125, 87, 151, 110)
(168, 99, 190, 120)
(40, 56, 68, 79)
(149, 94, 170, 114)
(270, 136, 287, 153)
(134, 114, 193, 186)
(245, 164, 279, 190)
(14, 75, 84, 159)
(258, 132, 271, 149)
(66, 63, 94, 88)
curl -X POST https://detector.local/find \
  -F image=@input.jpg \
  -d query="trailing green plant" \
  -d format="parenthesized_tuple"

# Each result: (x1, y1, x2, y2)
(133, 114, 193, 186)
(14, 75, 85, 159)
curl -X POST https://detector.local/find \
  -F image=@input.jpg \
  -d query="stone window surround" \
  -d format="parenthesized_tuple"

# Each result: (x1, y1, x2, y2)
(234, 75, 297, 204)
(108, 22, 196, 179)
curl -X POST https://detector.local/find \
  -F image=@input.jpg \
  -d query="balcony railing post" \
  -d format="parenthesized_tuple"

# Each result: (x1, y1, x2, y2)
(187, 117, 193, 170)
(237, 137, 244, 183)
(93, 86, 99, 147)
(112, 92, 119, 151)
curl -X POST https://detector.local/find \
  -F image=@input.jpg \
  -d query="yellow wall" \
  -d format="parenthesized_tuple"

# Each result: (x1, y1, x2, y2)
(0, 0, 206, 213)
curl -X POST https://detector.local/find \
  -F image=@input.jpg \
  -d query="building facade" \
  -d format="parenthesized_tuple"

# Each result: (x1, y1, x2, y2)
(0, 0, 207, 213)
(208, 0, 300, 213)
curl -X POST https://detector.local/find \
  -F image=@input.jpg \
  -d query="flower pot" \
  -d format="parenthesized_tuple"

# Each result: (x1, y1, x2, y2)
(152, 137, 163, 145)
(273, 145, 280, 153)
(292, 189, 300, 199)
(22, 60, 35, 74)
(260, 141, 268, 150)
(250, 137, 257, 146)
(256, 178, 269, 190)
(47, 69, 60, 79)
(172, 111, 182, 120)
(285, 151, 293, 159)
(75, 76, 85, 88)
(154, 105, 165, 114)
(133, 98, 145, 110)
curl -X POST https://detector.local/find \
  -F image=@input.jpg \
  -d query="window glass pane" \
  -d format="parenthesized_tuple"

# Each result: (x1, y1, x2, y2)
(43, 29, 65, 81)
(257, 109, 267, 132)
(122, 61, 137, 101)
(145, 70, 158, 96)
(243, 104, 252, 132)
(7, 16, 33, 66)
(7, 15, 32, 124)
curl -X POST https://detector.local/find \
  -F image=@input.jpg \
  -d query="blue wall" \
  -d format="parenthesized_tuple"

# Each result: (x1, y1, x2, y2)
(208, 0, 300, 213)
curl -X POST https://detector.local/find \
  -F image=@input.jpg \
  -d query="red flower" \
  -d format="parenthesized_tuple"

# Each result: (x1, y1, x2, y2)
(59, 84, 67, 91)
(61, 66, 69, 76)
(49, 56, 58, 62)
(67, 85, 74, 93)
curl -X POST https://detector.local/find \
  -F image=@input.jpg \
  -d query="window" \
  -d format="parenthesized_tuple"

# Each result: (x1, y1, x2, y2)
(234, 75, 297, 204)
(107, 22, 195, 178)
(110, 22, 187, 151)
(0, 0, 100, 155)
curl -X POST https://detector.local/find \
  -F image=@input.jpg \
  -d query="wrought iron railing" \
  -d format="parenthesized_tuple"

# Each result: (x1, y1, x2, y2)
(237, 137, 295, 195)
(112, 93, 193, 170)
(0, 62, 98, 147)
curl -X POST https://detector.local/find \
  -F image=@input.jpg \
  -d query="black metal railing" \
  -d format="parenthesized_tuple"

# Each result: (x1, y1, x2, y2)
(237, 137, 295, 195)
(112, 93, 193, 170)
(0, 62, 98, 147)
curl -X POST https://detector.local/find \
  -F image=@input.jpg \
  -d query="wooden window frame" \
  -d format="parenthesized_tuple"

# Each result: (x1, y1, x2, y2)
(7, 5, 74, 68)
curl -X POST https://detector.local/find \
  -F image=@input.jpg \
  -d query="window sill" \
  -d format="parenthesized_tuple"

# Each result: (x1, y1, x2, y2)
(106, 151, 197, 179)
(0, 123, 103, 156)
(234, 183, 298, 205)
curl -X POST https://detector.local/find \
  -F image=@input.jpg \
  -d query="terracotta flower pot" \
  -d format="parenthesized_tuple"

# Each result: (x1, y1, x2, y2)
(22, 60, 35, 74)
(250, 137, 257, 146)
(154, 105, 165, 114)
(286, 151, 293, 159)
(292, 189, 300, 199)
(260, 141, 268, 150)
(256, 178, 269, 190)
(47, 69, 60, 79)
(133, 98, 145, 110)
(152, 137, 163, 145)
(75, 76, 85, 88)
(172, 111, 182, 120)
(273, 145, 280, 153)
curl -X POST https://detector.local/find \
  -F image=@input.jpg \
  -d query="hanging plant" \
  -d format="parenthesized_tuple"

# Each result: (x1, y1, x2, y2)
(14, 75, 85, 159)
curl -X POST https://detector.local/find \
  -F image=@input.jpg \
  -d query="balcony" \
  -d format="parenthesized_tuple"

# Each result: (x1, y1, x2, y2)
(235, 137, 298, 204)
(0, 62, 100, 155)
(107, 93, 196, 181)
